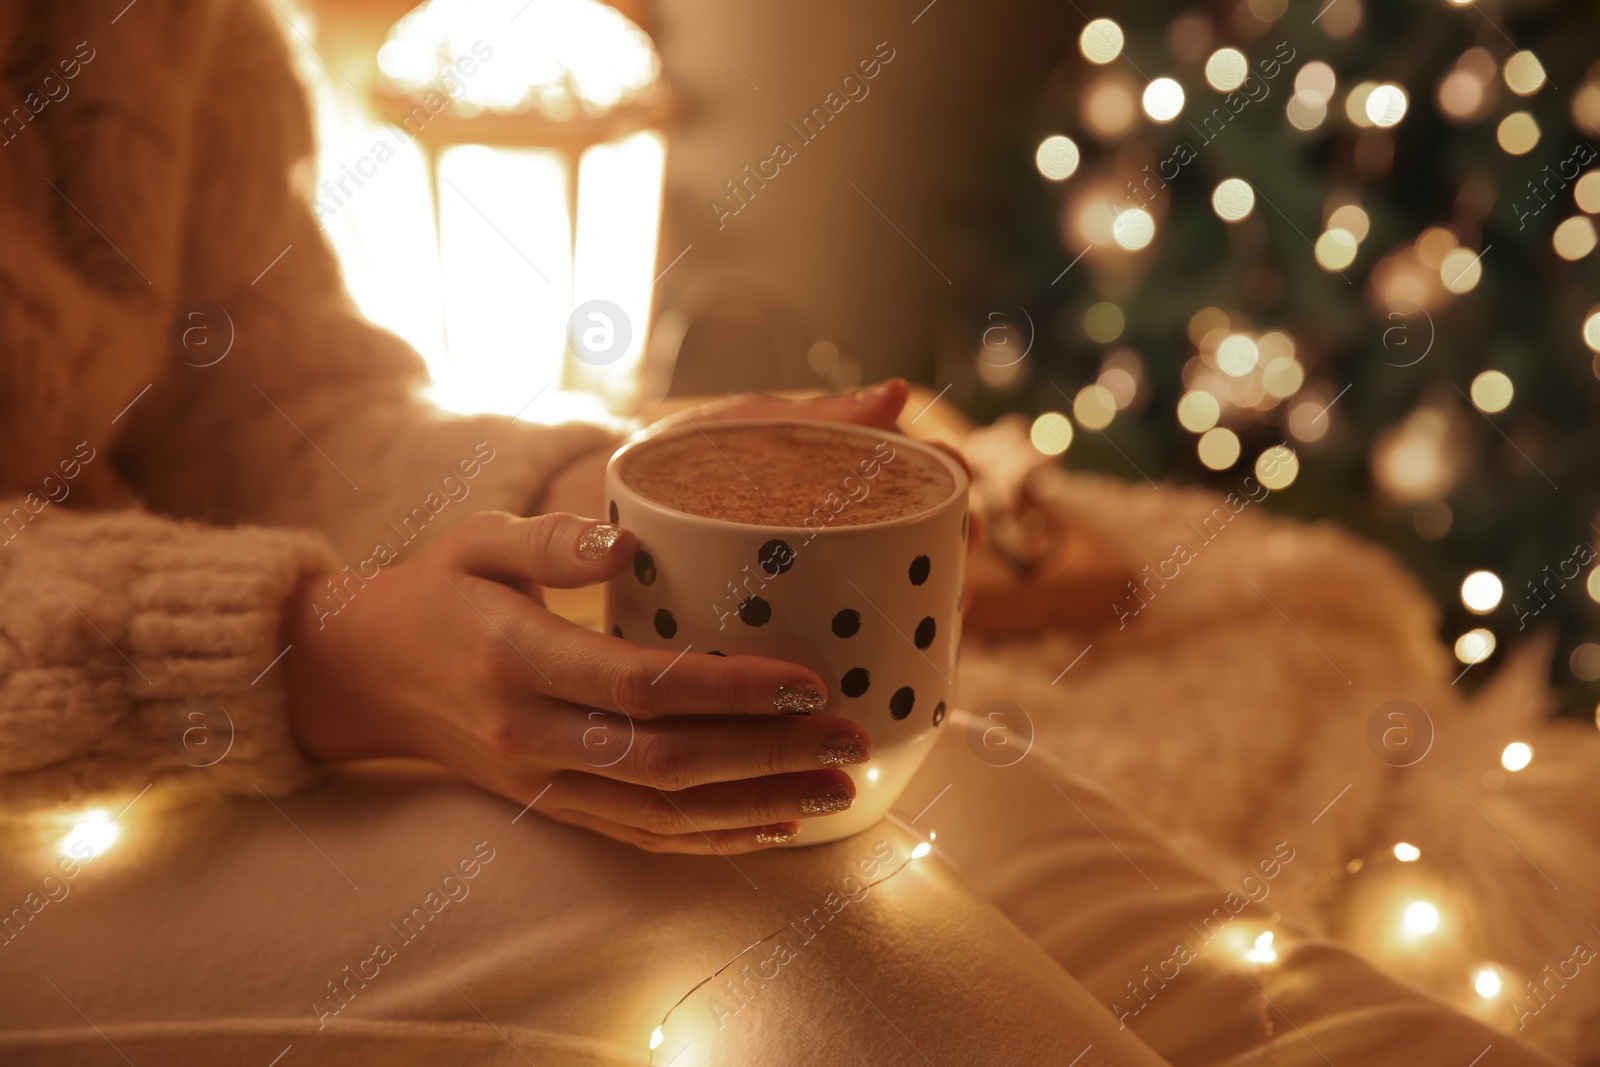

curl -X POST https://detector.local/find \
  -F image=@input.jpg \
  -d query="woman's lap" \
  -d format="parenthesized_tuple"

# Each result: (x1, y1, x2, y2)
(0, 721, 1167, 1067)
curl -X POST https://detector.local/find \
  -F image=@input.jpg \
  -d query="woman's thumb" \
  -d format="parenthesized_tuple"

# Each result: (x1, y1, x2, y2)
(448, 511, 636, 589)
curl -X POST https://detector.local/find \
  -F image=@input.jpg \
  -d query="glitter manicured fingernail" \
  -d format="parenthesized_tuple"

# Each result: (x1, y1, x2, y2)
(755, 825, 798, 845)
(577, 523, 622, 560)
(800, 784, 853, 815)
(774, 685, 825, 714)
(818, 734, 870, 767)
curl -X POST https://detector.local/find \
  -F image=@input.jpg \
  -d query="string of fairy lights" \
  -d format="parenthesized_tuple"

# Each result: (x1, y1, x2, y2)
(1003, 3, 1600, 713)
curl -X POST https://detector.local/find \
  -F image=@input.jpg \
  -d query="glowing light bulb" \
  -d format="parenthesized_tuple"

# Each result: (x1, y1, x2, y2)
(911, 841, 932, 859)
(1393, 842, 1421, 862)
(649, 1026, 665, 1050)
(1474, 967, 1503, 998)
(1460, 570, 1503, 613)
(1401, 900, 1441, 938)
(1244, 931, 1278, 964)
(60, 810, 119, 859)
(1500, 741, 1532, 772)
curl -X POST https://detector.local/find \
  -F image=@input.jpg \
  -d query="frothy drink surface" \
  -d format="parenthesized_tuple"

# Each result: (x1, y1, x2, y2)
(621, 424, 954, 527)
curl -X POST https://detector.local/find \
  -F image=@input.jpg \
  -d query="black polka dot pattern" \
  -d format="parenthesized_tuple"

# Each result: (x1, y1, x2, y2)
(909, 555, 931, 586)
(914, 616, 936, 650)
(611, 624, 624, 639)
(758, 539, 795, 577)
(889, 686, 916, 720)
(739, 596, 771, 627)
(633, 550, 656, 585)
(932, 701, 947, 727)
(654, 609, 677, 638)
(831, 609, 861, 638)
(609, 500, 619, 524)
(840, 668, 870, 698)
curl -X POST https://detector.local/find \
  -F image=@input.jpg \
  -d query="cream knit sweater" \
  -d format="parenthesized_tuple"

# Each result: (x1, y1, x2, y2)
(0, 0, 613, 811)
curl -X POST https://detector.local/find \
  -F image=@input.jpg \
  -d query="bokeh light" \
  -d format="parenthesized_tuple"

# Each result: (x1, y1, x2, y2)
(1460, 570, 1503, 613)
(1496, 112, 1540, 155)
(1073, 384, 1117, 430)
(1474, 967, 1503, 999)
(1143, 77, 1186, 122)
(1035, 135, 1080, 181)
(1205, 48, 1248, 92)
(1440, 248, 1482, 293)
(1500, 741, 1533, 772)
(1217, 333, 1260, 376)
(1178, 390, 1221, 432)
(1469, 370, 1513, 413)
(1295, 61, 1337, 102)
(1213, 178, 1255, 221)
(1393, 842, 1422, 862)
(1079, 18, 1124, 65)
(1262, 356, 1304, 398)
(60, 810, 120, 859)
(1084, 301, 1125, 343)
(1346, 81, 1378, 127)
(1030, 412, 1073, 455)
(1553, 216, 1597, 261)
(1503, 51, 1546, 96)
(1083, 77, 1138, 138)
(1287, 90, 1328, 131)
(1255, 445, 1299, 489)
(1401, 900, 1441, 938)
(1573, 643, 1600, 682)
(1328, 204, 1370, 242)
(1113, 208, 1156, 250)
(1585, 308, 1600, 352)
(1364, 84, 1408, 127)
(1455, 628, 1496, 665)
(1576, 172, 1600, 214)
(1315, 228, 1358, 271)
(1198, 427, 1241, 469)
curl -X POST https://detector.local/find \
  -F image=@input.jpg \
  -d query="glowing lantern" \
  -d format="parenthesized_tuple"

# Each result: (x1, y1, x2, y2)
(372, 0, 672, 416)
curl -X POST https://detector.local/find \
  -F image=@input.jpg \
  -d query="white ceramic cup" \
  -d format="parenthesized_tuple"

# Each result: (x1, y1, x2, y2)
(603, 419, 968, 845)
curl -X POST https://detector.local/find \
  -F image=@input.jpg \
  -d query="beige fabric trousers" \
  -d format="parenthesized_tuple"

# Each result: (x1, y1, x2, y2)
(0, 711, 1556, 1066)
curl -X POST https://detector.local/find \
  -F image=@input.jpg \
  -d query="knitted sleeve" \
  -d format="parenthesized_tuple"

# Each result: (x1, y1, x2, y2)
(0, 497, 337, 812)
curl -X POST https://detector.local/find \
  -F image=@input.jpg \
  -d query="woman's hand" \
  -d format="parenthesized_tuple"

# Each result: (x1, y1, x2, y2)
(284, 512, 873, 853)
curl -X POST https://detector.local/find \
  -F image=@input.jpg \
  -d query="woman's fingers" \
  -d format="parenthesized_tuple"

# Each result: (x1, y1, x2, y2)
(690, 379, 909, 430)
(533, 617, 830, 718)
(537, 705, 871, 789)
(540, 807, 805, 855)
(447, 510, 635, 590)
(547, 767, 857, 836)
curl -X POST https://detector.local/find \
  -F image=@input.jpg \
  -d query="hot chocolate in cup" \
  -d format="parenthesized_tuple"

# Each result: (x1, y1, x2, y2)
(604, 420, 968, 846)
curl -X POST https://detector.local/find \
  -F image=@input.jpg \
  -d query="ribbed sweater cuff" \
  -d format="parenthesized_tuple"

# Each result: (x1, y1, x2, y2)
(0, 510, 338, 812)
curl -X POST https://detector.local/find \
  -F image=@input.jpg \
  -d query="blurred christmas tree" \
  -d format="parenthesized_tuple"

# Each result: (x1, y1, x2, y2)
(956, 0, 1600, 718)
